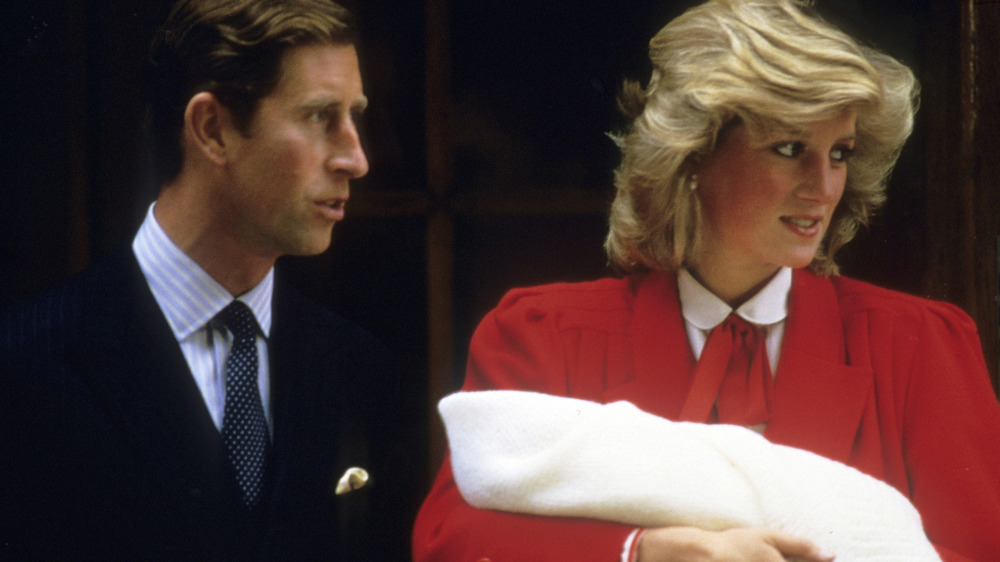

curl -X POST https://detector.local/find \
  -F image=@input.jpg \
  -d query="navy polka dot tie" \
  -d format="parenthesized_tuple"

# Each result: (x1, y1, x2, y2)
(217, 301, 269, 508)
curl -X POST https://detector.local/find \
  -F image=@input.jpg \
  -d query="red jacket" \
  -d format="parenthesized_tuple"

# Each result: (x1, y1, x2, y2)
(414, 270, 1000, 561)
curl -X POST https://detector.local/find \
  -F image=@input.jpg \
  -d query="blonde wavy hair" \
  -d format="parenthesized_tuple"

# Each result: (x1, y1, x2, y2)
(605, 0, 918, 275)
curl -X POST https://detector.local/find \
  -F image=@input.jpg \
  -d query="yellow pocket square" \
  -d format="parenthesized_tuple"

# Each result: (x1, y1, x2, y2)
(335, 467, 369, 495)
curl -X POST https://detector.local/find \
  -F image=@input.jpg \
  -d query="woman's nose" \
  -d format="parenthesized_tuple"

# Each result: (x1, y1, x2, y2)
(799, 156, 844, 203)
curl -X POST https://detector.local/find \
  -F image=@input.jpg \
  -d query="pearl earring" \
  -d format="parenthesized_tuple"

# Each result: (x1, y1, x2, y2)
(688, 174, 698, 191)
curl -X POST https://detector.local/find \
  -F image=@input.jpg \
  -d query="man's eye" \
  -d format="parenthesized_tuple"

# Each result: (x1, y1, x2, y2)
(309, 110, 328, 123)
(773, 142, 803, 158)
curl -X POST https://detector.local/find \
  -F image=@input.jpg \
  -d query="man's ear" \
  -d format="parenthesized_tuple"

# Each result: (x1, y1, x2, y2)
(183, 92, 236, 167)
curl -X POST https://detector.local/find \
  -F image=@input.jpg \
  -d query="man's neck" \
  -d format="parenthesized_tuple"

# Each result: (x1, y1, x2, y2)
(153, 185, 275, 297)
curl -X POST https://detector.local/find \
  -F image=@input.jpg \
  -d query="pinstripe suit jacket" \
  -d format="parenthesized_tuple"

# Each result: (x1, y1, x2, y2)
(0, 244, 419, 561)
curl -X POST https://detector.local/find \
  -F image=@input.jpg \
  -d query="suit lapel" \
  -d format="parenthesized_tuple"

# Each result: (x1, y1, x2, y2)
(67, 248, 248, 547)
(266, 280, 350, 502)
(268, 281, 320, 474)
(264, 280, 375, 556)
(764, 270, 873, 463)
(603, 272, 698, 418)
(603, 269, 873, 464)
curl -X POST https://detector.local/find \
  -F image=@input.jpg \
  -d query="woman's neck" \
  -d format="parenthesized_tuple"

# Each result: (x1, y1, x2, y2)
(685, 263, 782, 309)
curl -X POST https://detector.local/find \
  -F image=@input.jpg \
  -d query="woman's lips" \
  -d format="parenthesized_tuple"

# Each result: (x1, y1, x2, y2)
(780, 215, 822, 235)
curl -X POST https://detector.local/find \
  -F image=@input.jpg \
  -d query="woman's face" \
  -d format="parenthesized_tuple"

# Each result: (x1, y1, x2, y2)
(693, 109, 856, 285)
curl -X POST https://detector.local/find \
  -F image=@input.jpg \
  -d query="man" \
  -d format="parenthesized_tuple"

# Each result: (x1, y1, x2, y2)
(0, 1, 418, 559)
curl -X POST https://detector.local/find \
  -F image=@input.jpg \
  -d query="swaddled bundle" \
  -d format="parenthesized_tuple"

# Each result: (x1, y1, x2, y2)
(440, 390, 940, 562)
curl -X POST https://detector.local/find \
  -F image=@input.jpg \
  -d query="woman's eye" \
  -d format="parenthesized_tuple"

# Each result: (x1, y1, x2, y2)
(830, 145, 854, 163)
(309, 110, 328, 123)
(773, 142, 803, 158)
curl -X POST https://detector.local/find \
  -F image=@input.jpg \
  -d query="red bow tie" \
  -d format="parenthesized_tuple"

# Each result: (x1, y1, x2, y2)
(680, 314, 774, 427)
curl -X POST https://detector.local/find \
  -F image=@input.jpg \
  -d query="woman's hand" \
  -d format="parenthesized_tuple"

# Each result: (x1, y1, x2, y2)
(636, 526, 835, 562)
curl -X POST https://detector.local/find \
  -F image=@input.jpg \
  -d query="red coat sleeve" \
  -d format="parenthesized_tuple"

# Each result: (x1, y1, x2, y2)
(834, 276, 1000, 561)
(894, 300, 1000, 561)
(412, 287, 637, 561)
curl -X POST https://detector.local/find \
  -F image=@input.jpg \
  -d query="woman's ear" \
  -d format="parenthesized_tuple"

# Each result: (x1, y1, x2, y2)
(681, 155, 703, 185)
(183, 92, 233, 167)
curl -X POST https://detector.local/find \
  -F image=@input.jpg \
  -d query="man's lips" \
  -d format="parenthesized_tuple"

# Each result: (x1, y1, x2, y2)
(316, 198, 348, 221)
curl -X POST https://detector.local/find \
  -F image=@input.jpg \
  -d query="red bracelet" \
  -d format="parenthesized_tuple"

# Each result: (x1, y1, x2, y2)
(625, 528, 646, 562)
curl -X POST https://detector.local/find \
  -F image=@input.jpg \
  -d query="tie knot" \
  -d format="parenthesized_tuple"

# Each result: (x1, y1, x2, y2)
(680, 312, 774, 426)
(720, 314, 760, 340)
(216, 301, 259, 342)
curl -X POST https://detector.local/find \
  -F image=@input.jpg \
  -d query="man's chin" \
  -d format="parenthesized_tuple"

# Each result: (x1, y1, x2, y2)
(283, 232, 335, 258)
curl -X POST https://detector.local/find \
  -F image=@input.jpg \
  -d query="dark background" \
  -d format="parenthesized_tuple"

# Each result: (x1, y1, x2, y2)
(3, 0, 998, 490)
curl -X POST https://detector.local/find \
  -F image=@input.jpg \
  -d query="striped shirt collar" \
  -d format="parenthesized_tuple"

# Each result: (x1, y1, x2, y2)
(132, 203, 273, 341)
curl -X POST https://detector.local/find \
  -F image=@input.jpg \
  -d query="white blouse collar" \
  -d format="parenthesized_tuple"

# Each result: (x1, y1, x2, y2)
(677, 267, 791, 330)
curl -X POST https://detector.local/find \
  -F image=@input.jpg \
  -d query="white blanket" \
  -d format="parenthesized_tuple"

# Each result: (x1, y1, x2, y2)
(440, 390, 940, 561)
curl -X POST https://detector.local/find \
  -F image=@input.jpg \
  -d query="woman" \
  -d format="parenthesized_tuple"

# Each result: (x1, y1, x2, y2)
(413, 0, 1000, 560)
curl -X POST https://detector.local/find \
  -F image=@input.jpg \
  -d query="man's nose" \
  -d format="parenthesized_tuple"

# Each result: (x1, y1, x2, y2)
(327, 121, 369, 179)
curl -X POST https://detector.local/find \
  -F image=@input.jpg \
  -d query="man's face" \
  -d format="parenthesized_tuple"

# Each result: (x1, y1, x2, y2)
(219, 42, 368, 260)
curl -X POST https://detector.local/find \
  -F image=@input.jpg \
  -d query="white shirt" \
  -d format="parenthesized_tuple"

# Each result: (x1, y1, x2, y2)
(132, 203, 273, 432)
(677, 267, 791, 374)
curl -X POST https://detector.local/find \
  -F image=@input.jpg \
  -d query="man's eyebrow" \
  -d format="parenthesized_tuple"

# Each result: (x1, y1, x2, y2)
(299, 95, 368, 113)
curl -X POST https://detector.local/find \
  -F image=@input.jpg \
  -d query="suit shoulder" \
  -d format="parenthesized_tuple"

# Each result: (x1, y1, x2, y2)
(498, 276, 637, 309)
(273, 285, 385, 355)
(0, 271, 90, 357)
(489, 276, 639, 333)
(830, 275, 977, 333)
(1, 244, 145, 358)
